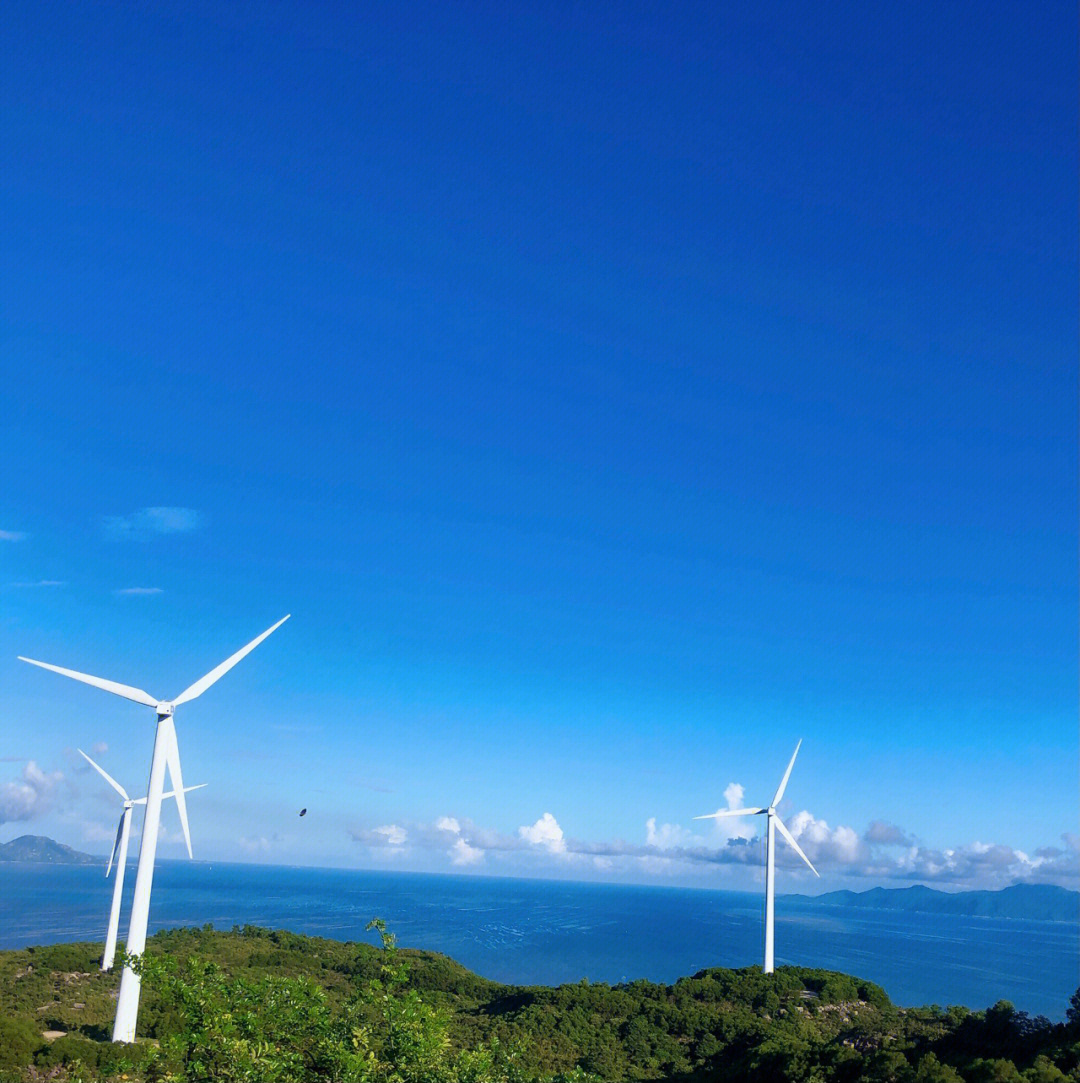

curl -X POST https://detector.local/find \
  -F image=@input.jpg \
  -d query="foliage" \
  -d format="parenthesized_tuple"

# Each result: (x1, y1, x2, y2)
(124, 919, 572, 1083)
(0, 924, 1076, 1082)
(0, 1016, 41, 1070)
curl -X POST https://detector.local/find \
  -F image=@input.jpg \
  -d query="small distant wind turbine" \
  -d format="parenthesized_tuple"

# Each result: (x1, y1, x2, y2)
(694, 740, 819, 974)
(79, 749, 206, 972)
(20, 615, 289, 1042)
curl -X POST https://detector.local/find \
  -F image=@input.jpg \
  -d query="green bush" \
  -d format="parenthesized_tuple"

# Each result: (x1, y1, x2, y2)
(0, 1015, 43, 1069)
(129, 920, 569, 1083)
(34, 1033, 101, 1069)
(27, 942, 100, 972)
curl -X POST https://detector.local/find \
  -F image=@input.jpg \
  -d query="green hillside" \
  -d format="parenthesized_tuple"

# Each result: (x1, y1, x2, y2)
(0, 924, 1075, 1082)
(0, 835, 99, 865)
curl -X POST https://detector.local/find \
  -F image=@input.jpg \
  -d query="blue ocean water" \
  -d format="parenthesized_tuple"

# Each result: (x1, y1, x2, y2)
(1, 861, 1075, 1019)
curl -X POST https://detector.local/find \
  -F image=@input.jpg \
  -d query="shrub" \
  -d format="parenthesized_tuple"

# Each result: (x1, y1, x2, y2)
(34, 1033, 101, 1069)
(0, 1015, 43, 1069)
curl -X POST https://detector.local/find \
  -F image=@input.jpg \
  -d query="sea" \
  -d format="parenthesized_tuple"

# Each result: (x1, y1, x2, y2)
(1, 862, 1075, 1020)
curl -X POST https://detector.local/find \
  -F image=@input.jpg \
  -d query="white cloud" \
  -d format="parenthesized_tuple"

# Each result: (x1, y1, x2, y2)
(11, 580, 66, 588)
(696, 782, 758, 843)
(371, 824, 407, 847)
(103, 507, 202, 537)
(450, 837, 485, 866)
(115, 587, 164, 596)
(239, 835, 272, 854)
(433, 815, 484, 864)
(833, 826, 861, 860)
(863, 836, 1078, 888)
(350, 807, 1077, 890)
(519, 812, 566, 853)
(0, 761, 64, 823)
(645, 817, 695, 850)
(376, 824, 407, 846)
(788, 810, 866, 866)
(589, 811, 1078, 888)
(91, 741, 108, 755)
(349, 823, 409, 849)
(0, 530, 26, 541)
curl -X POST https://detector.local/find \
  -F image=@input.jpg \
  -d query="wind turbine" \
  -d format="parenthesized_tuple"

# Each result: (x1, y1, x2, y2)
(20, 615, 289, 1042)
(79, 749, 206, 972)
(694, 740, 819, 974)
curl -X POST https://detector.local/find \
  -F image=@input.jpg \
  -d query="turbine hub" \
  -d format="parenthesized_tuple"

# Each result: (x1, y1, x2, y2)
(155, 702, 174, 717)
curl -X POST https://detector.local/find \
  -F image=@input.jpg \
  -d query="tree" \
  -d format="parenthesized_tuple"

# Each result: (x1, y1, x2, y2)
(913, 1052, 965, 1082)
(1066, 989, 1080, 1031)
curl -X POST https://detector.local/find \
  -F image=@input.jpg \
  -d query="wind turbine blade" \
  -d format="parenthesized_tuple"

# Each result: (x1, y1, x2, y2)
(163, 726, 193, 859)
(19, 658, 158, 708)
(106, 813, 124, 877)
(171, 615, 290, 706)
(774, 816, 819, 876)
(771, 739, 803, 807)
(693, 808, 764, 819)
(78, 749, 129, 802)
(159, 783, 208, 800)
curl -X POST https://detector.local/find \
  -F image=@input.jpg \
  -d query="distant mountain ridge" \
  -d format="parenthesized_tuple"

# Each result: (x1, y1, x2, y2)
(1, 837, 1074, 922)
(787, 882, 1077, 922)
(0, 835, 99, 865)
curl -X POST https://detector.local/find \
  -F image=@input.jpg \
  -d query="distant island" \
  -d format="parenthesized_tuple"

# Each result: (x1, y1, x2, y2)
(787, 881, 1078, 923)
(0, 835, 99, 865)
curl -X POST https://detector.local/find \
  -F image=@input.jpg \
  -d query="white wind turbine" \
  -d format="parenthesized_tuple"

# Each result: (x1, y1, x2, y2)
(695, 740, 819, 974)
(20, 615, 289, 1042)
(78, 749, 206, 972)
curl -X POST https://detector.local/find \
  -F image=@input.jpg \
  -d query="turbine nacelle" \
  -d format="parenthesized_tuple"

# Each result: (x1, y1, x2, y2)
(156, 702, 174, 717)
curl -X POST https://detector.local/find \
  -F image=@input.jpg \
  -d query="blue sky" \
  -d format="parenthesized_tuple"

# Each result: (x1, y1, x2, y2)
(1, 0, 1075, 892)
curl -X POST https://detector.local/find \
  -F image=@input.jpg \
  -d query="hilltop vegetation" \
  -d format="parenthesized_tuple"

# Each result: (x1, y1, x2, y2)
(0, 923, 1076, 1082)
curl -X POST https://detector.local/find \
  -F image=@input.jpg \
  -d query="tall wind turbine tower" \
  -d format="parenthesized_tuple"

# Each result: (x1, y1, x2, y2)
(695, 740, 819, 973)
(20, 615, 289, 1041)
(78, 749, 205, 971)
